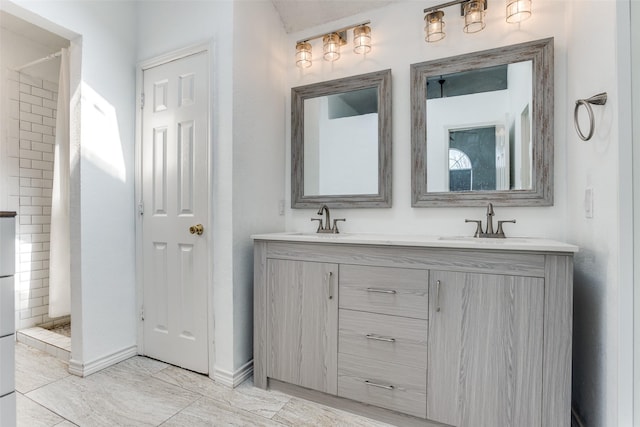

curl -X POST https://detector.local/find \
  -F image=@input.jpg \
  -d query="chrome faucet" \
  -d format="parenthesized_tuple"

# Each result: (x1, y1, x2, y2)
(312, 205, 345, 234)
(465, 203, 516, 238)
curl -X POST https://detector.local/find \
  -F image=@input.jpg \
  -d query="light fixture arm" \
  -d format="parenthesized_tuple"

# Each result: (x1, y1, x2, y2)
(296, 20, 371, 45)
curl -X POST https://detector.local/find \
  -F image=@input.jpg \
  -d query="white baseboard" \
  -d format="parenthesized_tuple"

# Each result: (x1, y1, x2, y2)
(69, 345, 138, 377)
(213, 359, 253, 388)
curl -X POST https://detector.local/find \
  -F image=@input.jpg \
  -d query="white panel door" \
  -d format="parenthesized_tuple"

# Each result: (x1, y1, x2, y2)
(142, 51, 209, 373)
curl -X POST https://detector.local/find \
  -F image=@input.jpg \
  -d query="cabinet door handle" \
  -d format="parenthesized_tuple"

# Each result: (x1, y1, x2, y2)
(365, 380, 395, 390)
(326, 271, 334, 300)
(436, 280, 441, 312)
(366, 334, 396, 343)
(366, 287, 397, 294)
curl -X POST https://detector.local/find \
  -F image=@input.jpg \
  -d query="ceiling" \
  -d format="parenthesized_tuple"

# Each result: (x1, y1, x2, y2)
(1, 1, 403, 46)
(271, 0, 405, 33)
(0, 10, 68, 50)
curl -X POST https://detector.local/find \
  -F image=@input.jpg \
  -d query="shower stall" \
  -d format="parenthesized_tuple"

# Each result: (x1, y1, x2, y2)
(1, 11, 71, 361)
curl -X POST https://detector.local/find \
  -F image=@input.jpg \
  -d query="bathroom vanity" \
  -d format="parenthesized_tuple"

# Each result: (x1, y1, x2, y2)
(0, 212, 16, 427)
(253, 233, 577, 427)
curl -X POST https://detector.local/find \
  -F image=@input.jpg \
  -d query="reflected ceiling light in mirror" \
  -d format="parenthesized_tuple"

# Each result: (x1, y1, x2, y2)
(506, 0, 532, 23)
(425, 11, 446, 42)
(294, 21, 371, 68)
(295, 42, 312, 68)
(463, 0, 486, 33)
(353, 25, 372, 54)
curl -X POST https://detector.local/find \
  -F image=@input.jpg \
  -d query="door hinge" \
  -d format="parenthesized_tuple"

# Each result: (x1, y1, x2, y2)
(141, 92, 145, 110)
(140, 305, 144, 321)
(138, 201, 144, 216)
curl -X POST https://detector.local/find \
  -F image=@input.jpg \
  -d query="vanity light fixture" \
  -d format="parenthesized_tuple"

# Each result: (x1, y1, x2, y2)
(463, 0, 486, 33)
(505, 0, 532, 23)
(295, 21, 371, 68)
(425, 11, 446, 42)
(424, 0, 531, 42)
(353, 25, 372, 54)
(323, 33, 343, 61)
(423, 0, 488, 42)
(295, 41, 312, 68)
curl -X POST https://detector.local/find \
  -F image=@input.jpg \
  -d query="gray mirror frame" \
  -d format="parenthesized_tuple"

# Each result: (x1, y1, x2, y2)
(411, 38, 554, 207)
(291, 69, 392, 208)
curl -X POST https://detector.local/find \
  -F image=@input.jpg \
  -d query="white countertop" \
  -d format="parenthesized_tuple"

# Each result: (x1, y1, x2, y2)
(252, 232, 579, 253)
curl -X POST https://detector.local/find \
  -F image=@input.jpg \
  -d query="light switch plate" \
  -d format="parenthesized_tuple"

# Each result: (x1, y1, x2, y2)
(584, 188, 594, 218)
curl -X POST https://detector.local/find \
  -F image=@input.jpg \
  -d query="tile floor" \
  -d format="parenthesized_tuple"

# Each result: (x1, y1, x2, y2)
(15, 342, 392, 426)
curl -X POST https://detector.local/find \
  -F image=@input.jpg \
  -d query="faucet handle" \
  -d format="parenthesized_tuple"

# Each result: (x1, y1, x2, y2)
(311, 218, 323, 232)
(332, 218, 346, 234)
(496, 220, 516, 238)
(465, 219, 483, 238)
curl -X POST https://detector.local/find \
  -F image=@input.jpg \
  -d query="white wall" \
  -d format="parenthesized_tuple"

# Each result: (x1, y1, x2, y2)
(3, 0, 138, 371)
(136, 0, 286, 380)
(231, 0, 286, 376)
(564, 1, 633, 425)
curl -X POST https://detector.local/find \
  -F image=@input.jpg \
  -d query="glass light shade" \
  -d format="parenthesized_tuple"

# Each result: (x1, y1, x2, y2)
(463, 0, 486, 33)
(353, 25, 372, 54)
(506, 0, 532, 23)
(295, 42, 312, 68)
(424, 11, 446, 43)
(323, 33, 341, 61)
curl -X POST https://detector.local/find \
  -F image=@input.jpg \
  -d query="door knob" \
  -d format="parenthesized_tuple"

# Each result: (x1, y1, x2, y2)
(189, 224, 204, 235)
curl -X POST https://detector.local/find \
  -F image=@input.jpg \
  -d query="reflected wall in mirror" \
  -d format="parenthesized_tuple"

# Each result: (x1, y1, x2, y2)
(292, 69, 392, 208)
(411, 38, 553, 207)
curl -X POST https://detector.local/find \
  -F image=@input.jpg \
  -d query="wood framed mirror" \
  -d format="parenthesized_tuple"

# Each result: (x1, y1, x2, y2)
(291, 69, 392, 208)
(411, 38, 553, 207)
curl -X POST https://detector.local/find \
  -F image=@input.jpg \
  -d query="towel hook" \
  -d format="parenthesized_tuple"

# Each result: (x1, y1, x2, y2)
(574, 92, 607, 141)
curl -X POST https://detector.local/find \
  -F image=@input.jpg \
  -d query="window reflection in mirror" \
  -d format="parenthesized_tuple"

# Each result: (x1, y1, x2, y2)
(426, 61, 532, 193)
(303, 87, 379, 196)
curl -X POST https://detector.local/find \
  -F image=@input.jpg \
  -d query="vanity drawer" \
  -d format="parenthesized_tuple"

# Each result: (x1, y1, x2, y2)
(0, 336, 14, 397)
(0, 277, 14, 337)
(338, 352, 427, 418)
(339, 309, 427, 368)
(339, 265, 428, 319)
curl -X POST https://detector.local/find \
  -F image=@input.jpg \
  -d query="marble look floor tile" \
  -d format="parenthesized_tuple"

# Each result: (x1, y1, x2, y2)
(53, 422, 78, 426)
(26, 366, 201, 427)
(273, 397, 393, 427)
(102, 355, 169, 379)
(153, 368, 290, 419)
(16, 392, 64, 427)
(162, 396, 283, 427)
(15, 342, 70, 393)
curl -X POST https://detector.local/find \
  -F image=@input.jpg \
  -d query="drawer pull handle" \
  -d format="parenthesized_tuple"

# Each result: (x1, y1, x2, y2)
(366, 334, 395, 343)
(365, 380, 395, 390)
(436, 280, 441, 312)
(366, 288, 396, 294)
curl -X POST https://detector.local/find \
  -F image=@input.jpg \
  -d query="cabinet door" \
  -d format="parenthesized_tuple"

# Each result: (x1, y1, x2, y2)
(267, 259, 338, 394)
(427, 271, 544, 427)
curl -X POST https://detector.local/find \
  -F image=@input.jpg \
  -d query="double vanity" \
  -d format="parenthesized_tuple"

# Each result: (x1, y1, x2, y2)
(258, 35, 571, 426)
(253, 232, 577, 426)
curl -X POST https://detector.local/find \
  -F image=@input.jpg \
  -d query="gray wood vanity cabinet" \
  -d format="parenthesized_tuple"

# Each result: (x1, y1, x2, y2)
(253, 234, 576, 427)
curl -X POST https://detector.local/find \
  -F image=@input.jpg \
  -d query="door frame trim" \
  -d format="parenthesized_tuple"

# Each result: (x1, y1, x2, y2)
(134, 41, 214, 375)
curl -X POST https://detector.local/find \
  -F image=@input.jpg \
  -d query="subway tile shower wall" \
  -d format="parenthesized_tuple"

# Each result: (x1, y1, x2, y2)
(6, 70, 70, 330)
